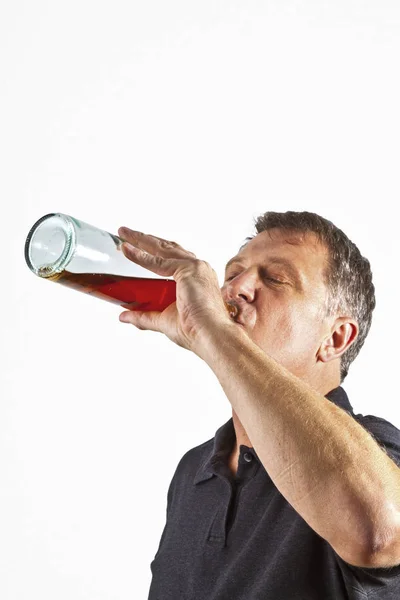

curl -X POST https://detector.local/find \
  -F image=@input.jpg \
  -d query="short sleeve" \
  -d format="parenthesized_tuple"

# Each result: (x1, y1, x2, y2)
(334, 413, 400, 597)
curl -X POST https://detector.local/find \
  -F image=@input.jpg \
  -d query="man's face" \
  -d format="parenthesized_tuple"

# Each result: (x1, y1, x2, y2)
(221, 228, 332, 380)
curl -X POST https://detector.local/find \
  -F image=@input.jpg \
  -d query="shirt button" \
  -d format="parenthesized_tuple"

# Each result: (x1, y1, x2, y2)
(243, 452, 252, 463)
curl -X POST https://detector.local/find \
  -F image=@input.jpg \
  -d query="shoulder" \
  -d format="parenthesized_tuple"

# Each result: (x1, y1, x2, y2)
(352, 412, 400, 467)
(167, 434, 215, 488)
(175, 436, 215, 472)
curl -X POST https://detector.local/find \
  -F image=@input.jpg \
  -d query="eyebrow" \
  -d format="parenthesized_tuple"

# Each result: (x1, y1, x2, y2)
(224, 256, 303, 287)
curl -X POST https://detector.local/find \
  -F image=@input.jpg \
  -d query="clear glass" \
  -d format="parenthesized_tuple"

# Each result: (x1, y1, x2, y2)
(24, 213, 177, 311)
(25, 212, 239, 318)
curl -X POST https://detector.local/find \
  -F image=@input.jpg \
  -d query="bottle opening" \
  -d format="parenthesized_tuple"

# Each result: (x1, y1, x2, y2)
(225, 301, 238, 319)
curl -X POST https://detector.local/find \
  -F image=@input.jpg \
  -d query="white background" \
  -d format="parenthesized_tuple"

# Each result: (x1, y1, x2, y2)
(2, 1, 400, 598)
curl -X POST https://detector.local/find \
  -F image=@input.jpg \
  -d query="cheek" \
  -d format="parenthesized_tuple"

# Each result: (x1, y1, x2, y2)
(286, 304, 324, 353)
(256, 303, 319, 350)
(254, 306, 296, 346)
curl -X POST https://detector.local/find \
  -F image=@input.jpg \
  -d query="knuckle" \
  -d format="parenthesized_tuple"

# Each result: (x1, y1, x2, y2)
(192, 259, 211, 277)
(197, 259, 210, 269)
(159, 239, 178, 250)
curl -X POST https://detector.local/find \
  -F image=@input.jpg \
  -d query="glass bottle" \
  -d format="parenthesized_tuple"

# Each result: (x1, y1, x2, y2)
(24, 213, 177, 311)
(24, 212, 239, 317)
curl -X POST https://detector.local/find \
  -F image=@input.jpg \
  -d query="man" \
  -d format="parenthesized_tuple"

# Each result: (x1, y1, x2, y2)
(118, 211, 400, 599)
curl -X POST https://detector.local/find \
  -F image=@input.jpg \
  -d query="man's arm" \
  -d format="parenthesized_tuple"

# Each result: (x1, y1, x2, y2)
(197, 322, 400, 568)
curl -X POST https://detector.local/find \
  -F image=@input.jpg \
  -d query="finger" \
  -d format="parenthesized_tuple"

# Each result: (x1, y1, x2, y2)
(118, 227, 196, 258)
(119, 309, 162, 332)
(120, 242, 183, 278)
(118, 227, 177, 246)
(118, 227, 179, 251)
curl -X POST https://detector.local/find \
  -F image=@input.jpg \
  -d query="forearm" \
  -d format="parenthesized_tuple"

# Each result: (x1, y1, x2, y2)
(197, 322, 399, 559)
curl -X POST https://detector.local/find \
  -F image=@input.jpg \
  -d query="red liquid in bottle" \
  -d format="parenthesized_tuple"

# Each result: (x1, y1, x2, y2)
(44, 269, 239, 317)
(46, 270, 177, 311)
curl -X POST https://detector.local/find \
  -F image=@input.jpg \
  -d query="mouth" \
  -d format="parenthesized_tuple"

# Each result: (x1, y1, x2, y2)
(224, 301, 239, 320)
(224, 301, 246, 327)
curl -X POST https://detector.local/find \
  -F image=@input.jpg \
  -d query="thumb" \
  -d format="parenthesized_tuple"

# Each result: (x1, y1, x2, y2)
(119, 310, 161, 332)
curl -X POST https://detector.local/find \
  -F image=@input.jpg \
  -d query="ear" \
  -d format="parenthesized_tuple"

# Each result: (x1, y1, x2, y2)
(317, 318, 359, 364)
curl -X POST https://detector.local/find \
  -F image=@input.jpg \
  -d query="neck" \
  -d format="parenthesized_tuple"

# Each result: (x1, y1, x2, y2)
(230, 408, 253, 457)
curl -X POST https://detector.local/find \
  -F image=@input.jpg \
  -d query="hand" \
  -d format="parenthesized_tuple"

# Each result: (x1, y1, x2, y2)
(117, 227, 235, 356)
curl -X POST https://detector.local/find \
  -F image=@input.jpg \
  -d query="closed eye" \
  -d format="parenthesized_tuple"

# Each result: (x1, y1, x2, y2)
(226, 272, 285, 284)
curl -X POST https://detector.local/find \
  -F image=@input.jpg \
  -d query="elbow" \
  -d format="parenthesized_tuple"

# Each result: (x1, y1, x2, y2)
(365, 511, 400, 568)
(332, 505, 400, 568)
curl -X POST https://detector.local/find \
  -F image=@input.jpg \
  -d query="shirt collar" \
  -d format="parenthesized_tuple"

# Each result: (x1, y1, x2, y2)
(193, 385, 353, 486)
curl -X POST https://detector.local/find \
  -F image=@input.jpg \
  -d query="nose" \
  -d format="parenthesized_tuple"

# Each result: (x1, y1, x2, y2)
(222, 269, 257, 305)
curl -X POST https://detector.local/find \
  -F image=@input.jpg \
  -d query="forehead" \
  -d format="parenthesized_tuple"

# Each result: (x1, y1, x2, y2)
(228, 228, 328, 283)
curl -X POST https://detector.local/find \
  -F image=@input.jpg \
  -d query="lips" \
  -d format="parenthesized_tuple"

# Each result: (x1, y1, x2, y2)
(224, 301, 247, 327)
(224, 301, 238, 319)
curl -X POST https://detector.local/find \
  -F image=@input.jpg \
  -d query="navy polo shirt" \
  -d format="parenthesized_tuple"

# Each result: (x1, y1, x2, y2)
(148, 387, 400, 599)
